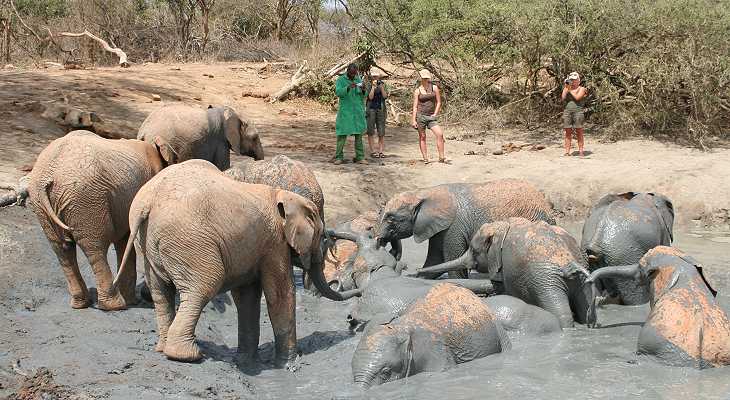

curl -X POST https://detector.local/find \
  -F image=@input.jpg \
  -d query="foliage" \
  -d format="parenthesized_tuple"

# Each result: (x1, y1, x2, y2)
(297, 76, 337, 105)
(14, 0, 68, 19)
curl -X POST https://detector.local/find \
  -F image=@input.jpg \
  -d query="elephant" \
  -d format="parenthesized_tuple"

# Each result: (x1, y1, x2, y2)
(112, 160, 359, 366)
(414, 217, 594, 328)
(484, 295, 562, 336)
(137, 104, 264, 170)
(587, 246, 730, 368)
(581, 192, 674, 305)
(351, 283, 510, 388)
(26, 130, 167, 310)
(375, 179, 555, 279)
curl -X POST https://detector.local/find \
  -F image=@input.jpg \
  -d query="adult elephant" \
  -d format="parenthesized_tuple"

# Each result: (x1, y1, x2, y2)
(138, 104, 264, 170)
(581, 192, 674, 305)
(375, 179, 555, 278)
(113, 160, 358, 366)
(414, 217, 594, 328)
(27, 130, 168, 310)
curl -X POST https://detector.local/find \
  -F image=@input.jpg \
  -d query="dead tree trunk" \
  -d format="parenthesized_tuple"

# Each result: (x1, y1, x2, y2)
(197, 0, 214, 53)
(58, 30, 129, 67)
(2, 18, 9, 63)
(269, 61, 311, 102)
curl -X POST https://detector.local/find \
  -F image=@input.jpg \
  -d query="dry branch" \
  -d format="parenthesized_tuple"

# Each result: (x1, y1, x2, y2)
(324, 51, 367, 78)
(269, 61, 311, 102)
(57, 30, 129, 67)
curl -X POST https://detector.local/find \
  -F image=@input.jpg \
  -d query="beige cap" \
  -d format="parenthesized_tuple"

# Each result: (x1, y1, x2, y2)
(568, 71, 580, 81)
(418, 69, 432, 80)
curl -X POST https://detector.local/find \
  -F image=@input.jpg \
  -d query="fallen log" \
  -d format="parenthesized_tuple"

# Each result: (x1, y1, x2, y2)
(269, 61, 312, 103)
(57, 30, 129, 67)
(324, 51, 367, 78)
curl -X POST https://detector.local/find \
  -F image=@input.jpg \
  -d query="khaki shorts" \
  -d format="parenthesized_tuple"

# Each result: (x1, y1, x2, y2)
(366, 108, 386, 136)
(417, 113, 439, 130)
(563, 108, 585, 129)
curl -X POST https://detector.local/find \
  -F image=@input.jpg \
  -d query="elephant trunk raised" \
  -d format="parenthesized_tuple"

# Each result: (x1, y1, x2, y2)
(412, 249, 475, 277)
(305, 247, 362, 301)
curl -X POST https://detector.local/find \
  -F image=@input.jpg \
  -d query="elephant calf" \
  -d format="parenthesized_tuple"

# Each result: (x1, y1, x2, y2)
(352, 283, 510, 388)
(484, 295, 562, 336)
(587, 246, 730, 368)
(27, 130, 168, 310)
(415, 217, 594, 328)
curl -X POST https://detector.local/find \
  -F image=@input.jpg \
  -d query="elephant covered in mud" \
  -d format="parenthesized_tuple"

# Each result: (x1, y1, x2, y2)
(351, 283, 510, 388)
(414, 217, 594, 328)
(138, 104, 264, 170)
(587, 246, 730, 368)
(581, 192, 674, 305)
(484, 295, 562, 336)
(27, 130, 167, 310)
(375, 179, 555, 279)
(113, 160, 358, 366)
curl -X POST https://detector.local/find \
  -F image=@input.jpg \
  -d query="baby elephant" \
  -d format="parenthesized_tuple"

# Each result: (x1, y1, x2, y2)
(587, 246, 730, 368)
(351, 283, 510, 388)
(484, 295, 562, 336)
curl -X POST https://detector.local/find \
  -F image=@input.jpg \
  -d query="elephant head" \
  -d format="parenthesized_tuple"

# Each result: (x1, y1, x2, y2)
(276, 191, 360, 301)
(352, 317, 413, 389)
(220, 106, 264, 161)
(376, 187, 455, 246)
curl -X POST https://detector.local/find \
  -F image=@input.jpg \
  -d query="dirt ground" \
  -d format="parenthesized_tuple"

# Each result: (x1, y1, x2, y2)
(1, 63, 729, 399)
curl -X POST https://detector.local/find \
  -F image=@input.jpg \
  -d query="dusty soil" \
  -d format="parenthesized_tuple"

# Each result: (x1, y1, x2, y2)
(1, 62, 729, 399)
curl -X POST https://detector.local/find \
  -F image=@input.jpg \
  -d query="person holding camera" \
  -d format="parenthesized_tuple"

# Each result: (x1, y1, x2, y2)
(412, 69, 447, 164)
(364, 69, 389, 158)
(333, 63, 367, 165)
(561, 71, 588, 157)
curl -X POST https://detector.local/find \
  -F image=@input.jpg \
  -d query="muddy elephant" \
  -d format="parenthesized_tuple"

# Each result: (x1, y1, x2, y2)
(582, 192, 674, 305)
(484, 295, 562, 336)
(137, 104, 264, 170)
(27, 130, 167, 310)
(375, 179, 555, 279)
(113, 160, 358, 366)
(414, 217, 594, 328)
(587, 246, 729, 368)
(352, 283, 510, 388)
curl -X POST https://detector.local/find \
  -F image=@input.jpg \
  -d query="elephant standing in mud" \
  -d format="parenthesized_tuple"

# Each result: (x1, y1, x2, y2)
(27, 130, 168, 310)
(375, 179, 555, 279)
(414, 217, 594, 328)
(581, 192, 674, 305)
(351, 283, 511, 388)
(113, 160, 359, 366)
(587, 246, 729, 368)
(138, 104, 264, 170)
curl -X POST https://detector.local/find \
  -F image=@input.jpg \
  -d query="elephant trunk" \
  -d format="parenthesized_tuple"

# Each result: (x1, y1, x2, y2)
(252, 140, 265, 161)
(306, 249, 362, 301)
(440, 278, 496, 296)
(413, 249, 475, 278)
(585, 264, 641, 328)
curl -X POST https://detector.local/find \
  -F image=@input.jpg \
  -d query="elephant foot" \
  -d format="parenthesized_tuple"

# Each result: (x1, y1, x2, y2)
(154, 338, 167, 353)
(97, 291, 127, 311)
(274, 351, 300, 370)
(70, 296, 91, 309)
(120, 290, 138, 307)
(164, 340, 202, 362)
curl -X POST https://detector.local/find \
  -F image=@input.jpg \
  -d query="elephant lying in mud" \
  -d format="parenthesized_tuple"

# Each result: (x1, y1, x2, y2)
(484, 295, 562, 336)
(587, 246, 730, 368)
(352, 283, 511, 388)
(138, 104, 264, 170)
(375, 179, 555, 279)
(113, 160, 359, 366)
(414, 217, 594, 328)
(27, 130, 168, 310)
(581, 192, 674, 305)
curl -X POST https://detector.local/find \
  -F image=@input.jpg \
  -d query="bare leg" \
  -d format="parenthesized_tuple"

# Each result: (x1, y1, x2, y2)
(576, 128, 585, 156)
(49, 240, 90, 309)
(367, 135, 376, 154)
(563, 128, 573, 155)
(81, 243, 126, 311)
(145, 257, 175, 352)
(164, 291, 209, 362)
(114, 235, 137, 305)
(231, 283, 262, 363)
(378, 135, 385, 154)
(261, 261, 297, 368)
(430, 125, 446, 161)
(418, 129, 428, 162)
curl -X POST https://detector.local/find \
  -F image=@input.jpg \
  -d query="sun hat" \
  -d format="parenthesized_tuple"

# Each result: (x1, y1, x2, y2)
(567, 71, 580, 81)
(418, 69, 432, 80)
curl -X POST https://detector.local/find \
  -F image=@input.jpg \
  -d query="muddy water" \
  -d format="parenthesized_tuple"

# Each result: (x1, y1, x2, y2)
(1, 207, 728, 400)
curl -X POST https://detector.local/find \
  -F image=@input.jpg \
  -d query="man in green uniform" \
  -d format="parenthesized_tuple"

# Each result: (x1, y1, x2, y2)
(334, 64, 367, 165)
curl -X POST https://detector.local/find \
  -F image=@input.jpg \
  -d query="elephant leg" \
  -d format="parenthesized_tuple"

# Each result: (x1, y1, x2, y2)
(261, 261, 297, 368)
(231, 282, 262, 363)
(49, 240, 90, 309)
(443, 234, 469, 279)
(418, 233, 446, 279)
(114, 235, 137, 305)
(80, 242, 126, 311)
(533, 288, 574, 329)
(145, 257, 175, 353)
(213, 142, 231, 170)
(164, 291, 209, 362)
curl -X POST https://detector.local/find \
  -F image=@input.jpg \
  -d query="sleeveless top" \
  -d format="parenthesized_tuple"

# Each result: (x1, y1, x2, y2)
(417, 84, 436, 115)
(565, 89, 586, 110)
(368, 85, 385, 110)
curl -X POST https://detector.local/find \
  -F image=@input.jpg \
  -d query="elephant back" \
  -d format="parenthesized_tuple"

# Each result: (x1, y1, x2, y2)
(470, 179, 555, 225)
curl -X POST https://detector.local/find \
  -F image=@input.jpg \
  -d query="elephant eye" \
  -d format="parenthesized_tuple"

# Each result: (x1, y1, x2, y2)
(380, 367, 392, 380)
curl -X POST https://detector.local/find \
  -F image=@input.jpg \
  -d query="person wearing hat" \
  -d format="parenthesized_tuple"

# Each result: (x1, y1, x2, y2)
(333, 63, 368, 165)
(364, 69, 389, 158)
(411, 68, 447, 164)
(561, 71, 588, 157)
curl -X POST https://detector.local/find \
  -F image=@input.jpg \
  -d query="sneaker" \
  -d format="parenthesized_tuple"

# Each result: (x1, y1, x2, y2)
(333, 159, 343, 165)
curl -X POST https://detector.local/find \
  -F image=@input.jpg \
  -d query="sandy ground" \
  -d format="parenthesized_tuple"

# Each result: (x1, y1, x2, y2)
(0, 62, 729, 399)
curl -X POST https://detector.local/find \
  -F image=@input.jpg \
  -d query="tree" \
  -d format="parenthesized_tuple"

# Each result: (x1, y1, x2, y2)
(166, 0, 196, 52)
(303, 0, 321, 43)
(196, 0, 214, 52)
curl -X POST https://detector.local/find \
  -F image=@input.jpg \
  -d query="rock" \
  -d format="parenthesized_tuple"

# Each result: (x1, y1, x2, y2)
(464, 150, 477, 155)
(151, 94, 161, 101)
(193, 95, 202, 101)
(531, 144, 546, 151)
(492, 149, 504, 155)
(475, 140, 484, 145)
(203, 73, 214, 78)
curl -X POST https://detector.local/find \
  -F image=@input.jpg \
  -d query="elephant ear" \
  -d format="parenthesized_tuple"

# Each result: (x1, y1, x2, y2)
(679, 255, 717, 297)
(473, 222, 508, 281)
(222, 107, 242, 155)
(277, 190, 321, 256)
(153, 136, 177, 165)
(649, 193, 674, 243)
(412, 188, 455, 243)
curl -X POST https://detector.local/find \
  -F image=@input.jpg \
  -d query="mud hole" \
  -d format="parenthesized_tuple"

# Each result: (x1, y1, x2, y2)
(1, 63, 730, 399)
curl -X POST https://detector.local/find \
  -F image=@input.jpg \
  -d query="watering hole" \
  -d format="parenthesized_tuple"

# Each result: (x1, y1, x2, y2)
(0, 206, 728, 399)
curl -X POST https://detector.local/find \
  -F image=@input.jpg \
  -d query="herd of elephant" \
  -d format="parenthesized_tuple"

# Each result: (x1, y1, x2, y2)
(22, 103, 730, 390)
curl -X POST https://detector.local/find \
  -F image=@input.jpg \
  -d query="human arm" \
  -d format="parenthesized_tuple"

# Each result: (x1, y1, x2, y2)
(411, 88, 419, 128)
(572, 86, 588, 101)
(335, 76, 349, 98)
(380, 82, 389, 99)
(368, 81, 376, 100)
(561, 84, 570, 101)
(433, 85, 442, 116)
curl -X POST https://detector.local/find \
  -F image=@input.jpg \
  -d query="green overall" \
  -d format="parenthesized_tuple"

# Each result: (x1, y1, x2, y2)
(335, 74, 366, 161)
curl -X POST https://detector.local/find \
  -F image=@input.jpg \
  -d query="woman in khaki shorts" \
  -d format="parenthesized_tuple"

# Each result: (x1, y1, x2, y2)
(411, 69, 447, 164)
(561, 71, 588, 157)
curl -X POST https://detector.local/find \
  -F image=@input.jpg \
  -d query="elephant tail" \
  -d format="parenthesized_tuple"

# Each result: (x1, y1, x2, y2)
(112, 207, 148, 292)
(38, 180, 72, 232)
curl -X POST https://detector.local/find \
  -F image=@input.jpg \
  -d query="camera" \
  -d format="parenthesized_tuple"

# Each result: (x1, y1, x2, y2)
(377, 80, 384, 86)
(564, 78, 573, 85)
